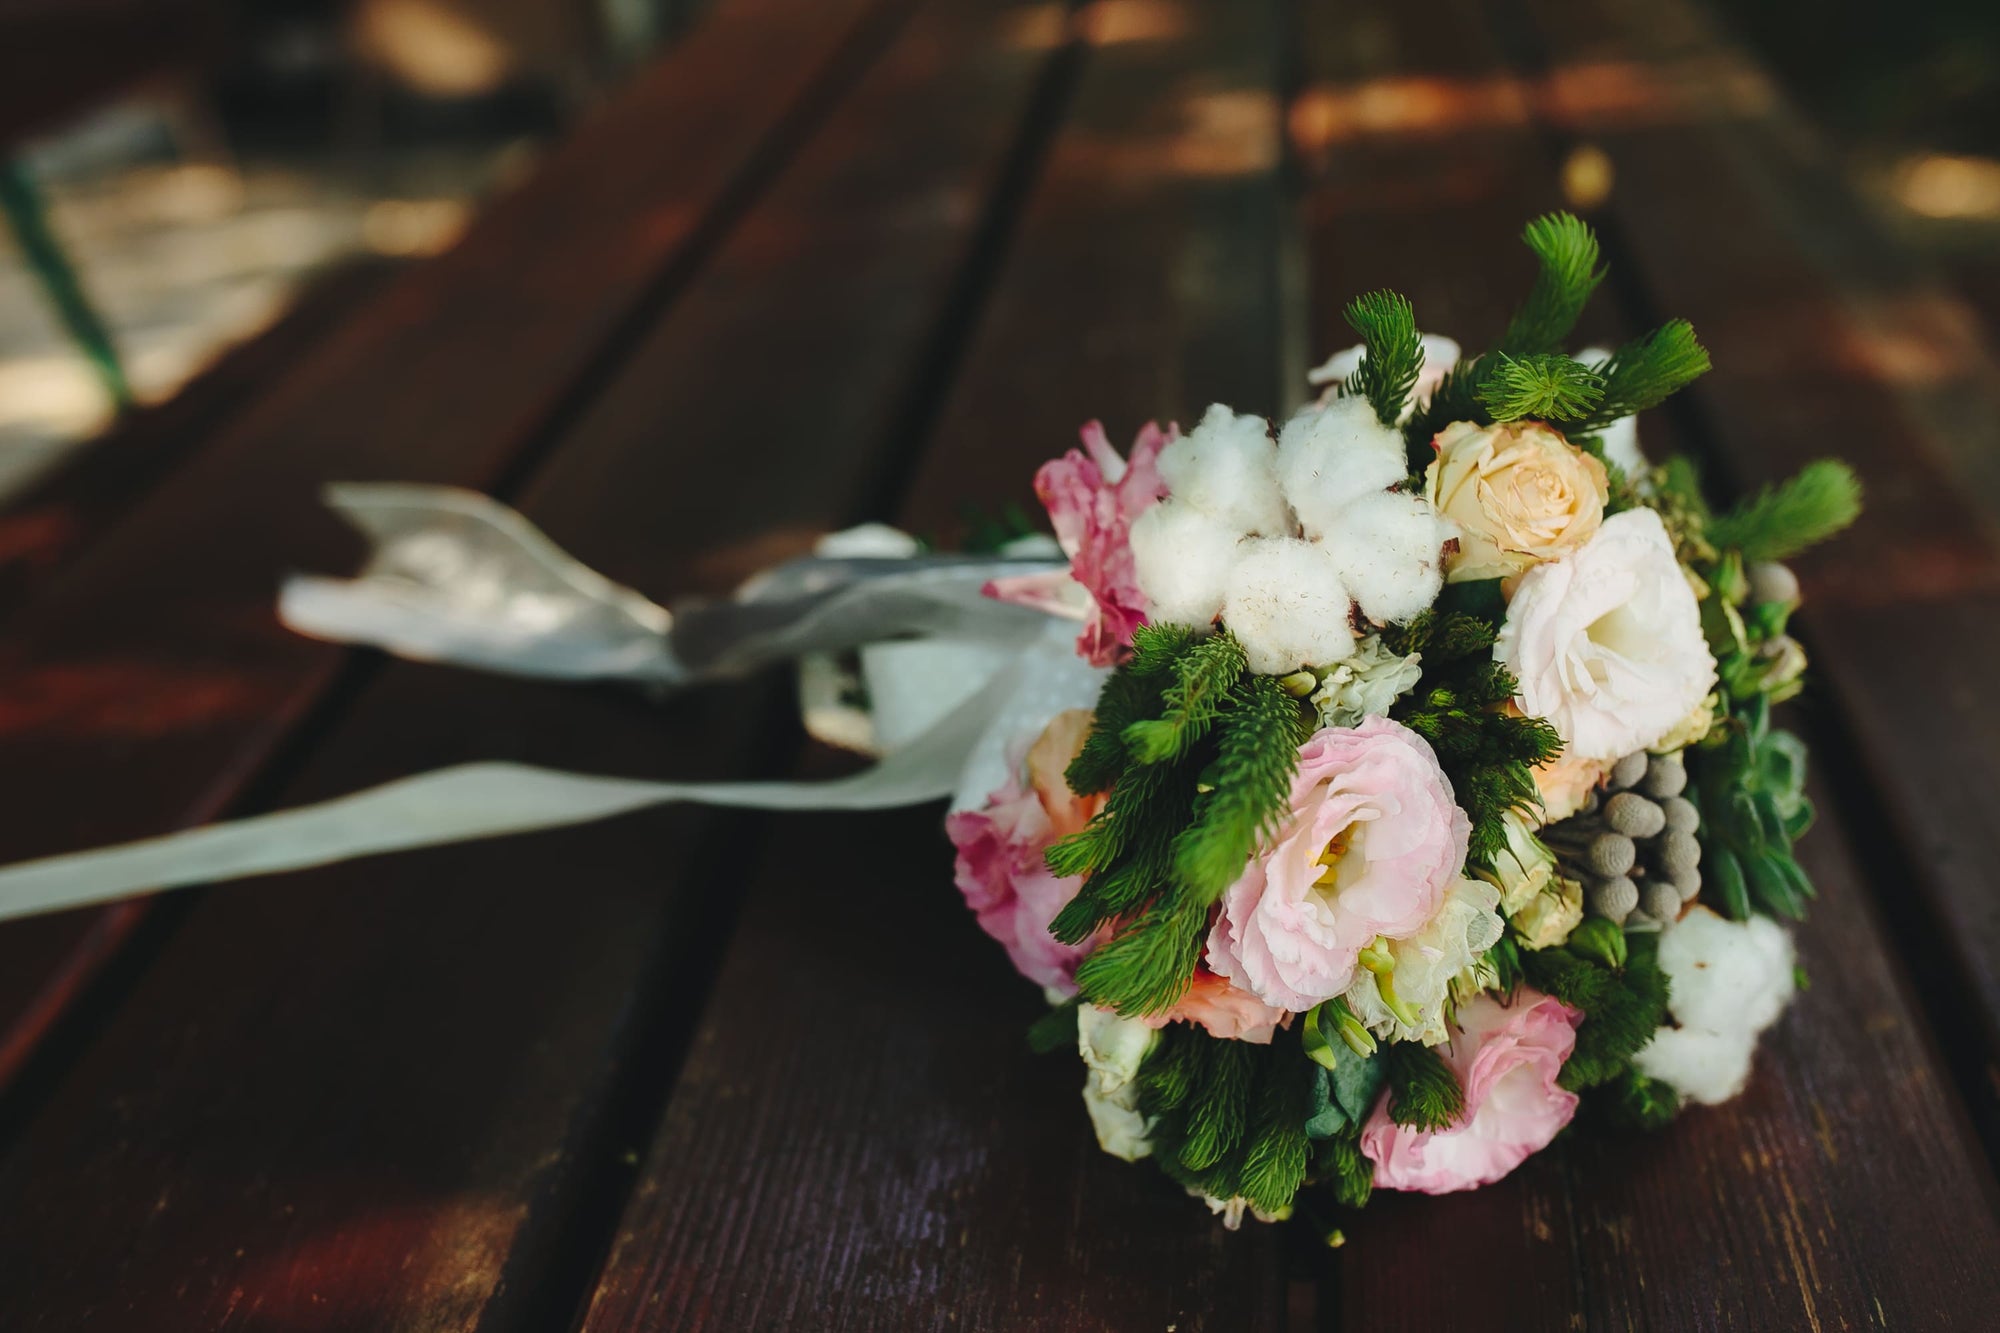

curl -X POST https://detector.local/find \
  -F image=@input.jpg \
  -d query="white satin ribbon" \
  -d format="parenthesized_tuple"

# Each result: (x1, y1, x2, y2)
(0, 488, 1104, 925)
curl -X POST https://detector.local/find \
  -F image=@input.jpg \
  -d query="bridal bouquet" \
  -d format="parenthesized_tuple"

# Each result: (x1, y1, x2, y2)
(0, 214, 1858, 1234)
(948, 215, 1857, 1225)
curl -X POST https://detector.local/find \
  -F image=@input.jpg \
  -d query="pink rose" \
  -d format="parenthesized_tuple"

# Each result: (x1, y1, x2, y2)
(1360, 990, 1583, 1193)
(1145, 966, 1288, 1044)
(945, 710, 1104, 993)
(988, 421, 1171, 666)
(1205, 718, 1470, 1012)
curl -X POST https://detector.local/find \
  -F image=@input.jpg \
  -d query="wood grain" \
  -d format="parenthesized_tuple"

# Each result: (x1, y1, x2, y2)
(575, 2, 1300, 1328)
(0, 0, 893, 1100)
(0, 1, 1069, 1329)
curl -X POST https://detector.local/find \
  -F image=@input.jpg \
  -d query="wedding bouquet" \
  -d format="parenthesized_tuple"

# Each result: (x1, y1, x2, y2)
(0, 215, 1857, 1235)
(948, 214, 1857, 1225)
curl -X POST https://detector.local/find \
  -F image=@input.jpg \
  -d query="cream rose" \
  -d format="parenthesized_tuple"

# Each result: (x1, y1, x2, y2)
(1425, 420, 1610, 582)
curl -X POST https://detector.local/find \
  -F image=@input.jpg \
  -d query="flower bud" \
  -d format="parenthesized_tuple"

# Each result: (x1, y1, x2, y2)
(1569, 915, 1629, 969)
(1475, 809, 1559, 916)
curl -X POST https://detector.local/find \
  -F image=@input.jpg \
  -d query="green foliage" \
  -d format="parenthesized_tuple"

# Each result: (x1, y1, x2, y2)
(1499, 212, 1605, 356)
(1172, 674, 1310, 903)
(1302, 1023, 1385, 1137)
(956, 499, 1040, 554)
(1478, 353, 1605, 423)
(1025, 1000, 1079, 1054)
(1313, 1129, 1374, 1209)
(1123, 632, 1246, 763)
(1572, 320, 1710, 433)
(1523, 933, 1672, 1092)
(1708, 460, 1862, 563)
(1068, 891, 1206, 1016)
(1384, 607, 1563, 867)
(1139, 1024, 1318, 1214)
(1381, 1042, 1465, 1131)
(1342, 289, 1425, 427)
(1603, 1066, 1682, 1131)
(1688, 695, 1816, 920)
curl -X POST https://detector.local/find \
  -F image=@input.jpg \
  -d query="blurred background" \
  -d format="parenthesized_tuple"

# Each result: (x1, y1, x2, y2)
(1, 0, 1996, 505)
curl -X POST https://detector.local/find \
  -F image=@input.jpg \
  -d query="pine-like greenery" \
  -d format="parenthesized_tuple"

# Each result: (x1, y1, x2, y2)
(1342, 290, 1425, 427)
(1139, 1023, 1316, 1214)
(1522, 932, 1671, 1091)
(1571, 320, 1711, 433)
(1049, 627, 1310, 1016)
(1707, 459, 1862, 563)
(1499, 212, 1605, 356)
(1381, 1041, 1465, 1130)
(1479, 352, 1605, 423)
(1383, 606, 1563, 867)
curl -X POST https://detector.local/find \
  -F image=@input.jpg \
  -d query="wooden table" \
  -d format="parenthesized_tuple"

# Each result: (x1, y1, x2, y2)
(2, 0, 1999, 1327)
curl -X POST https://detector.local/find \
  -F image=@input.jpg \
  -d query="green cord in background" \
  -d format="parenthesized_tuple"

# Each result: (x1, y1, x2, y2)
(0, 157, 131, 410)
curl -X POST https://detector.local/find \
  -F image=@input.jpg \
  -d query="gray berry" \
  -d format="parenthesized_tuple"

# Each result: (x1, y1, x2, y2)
(1641, 753, 1687, 799)
(1748, 560, 1799, 607)
(1640, 880, 1681, 924)
(1662, 796, 1699, 834)
(1672, 865, 1702, 902)
(1589, 876, 1639, 921)
(1605, 791, 1666, 838)
(1655, 831, 1701, 878)
(1609, 751, 1648, 790)
(1588, 832, 1637, 878)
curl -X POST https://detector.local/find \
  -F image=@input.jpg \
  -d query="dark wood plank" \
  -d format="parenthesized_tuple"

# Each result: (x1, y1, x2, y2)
(0, 2, 1070, 1329)
(576, 3, 1299, 1329)
(1299, 0, 2000, 1327)
(0, 0, 892, 1095)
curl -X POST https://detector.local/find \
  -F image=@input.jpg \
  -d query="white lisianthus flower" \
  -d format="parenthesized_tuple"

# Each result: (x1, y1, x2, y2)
(1078, 1004, 1158, 1161)
(1496, 507, 1717, 762)
(1634, 907, 1796, 1105)
(1311, 634, 1424, 729)
(1341, 877, 1505, 1046)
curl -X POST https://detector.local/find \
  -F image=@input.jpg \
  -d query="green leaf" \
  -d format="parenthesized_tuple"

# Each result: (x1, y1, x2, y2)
(1499, 212, 1605, 356)
(1343, 289, 1425, 426)
(1382, 1042, 1465, 1131)
(1478, 353, 1605, 423)
(1708, 460, 1862, 563)
(1025, 1000, 1079, 1054)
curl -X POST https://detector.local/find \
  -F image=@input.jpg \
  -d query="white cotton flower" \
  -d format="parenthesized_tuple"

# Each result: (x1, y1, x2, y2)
(1155, 404, 1292, 537)
(1633, 906, 1796, 1105)
(1129, 500, 1243, 627)
(1275, 397, 1408, 539)
(1078, 1005, 1157, 1161)
(1317, 490, 1453, 626)
(1311, 634, 1424, 729)
(1341, 877, 1504, 1046)
(1496, 507, 1717, 762)
(1221, 537, 1356, 675)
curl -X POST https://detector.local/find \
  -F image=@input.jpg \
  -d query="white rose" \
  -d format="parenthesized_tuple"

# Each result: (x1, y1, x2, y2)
(1634, 907, 1796, 1105)
(1496, 507, 1716, 762)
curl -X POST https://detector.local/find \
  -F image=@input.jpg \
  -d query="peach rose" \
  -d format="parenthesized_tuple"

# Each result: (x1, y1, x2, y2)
(1424, 420, 1609, 582)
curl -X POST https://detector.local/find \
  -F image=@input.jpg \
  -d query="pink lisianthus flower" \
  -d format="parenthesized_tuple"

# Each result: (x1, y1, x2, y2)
(986, 421, 1171, 666)
(1360, 990, 1583, 1193)
(1145, 965, 1289, 1044)
(945, 709, 1105, 994)
(1206, 718, 1470, 1013)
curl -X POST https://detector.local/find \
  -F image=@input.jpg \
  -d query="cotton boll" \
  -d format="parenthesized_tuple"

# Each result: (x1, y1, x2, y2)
(1319, 490, 1452, 625)
(1156, 404, 1291, 536)
(1129, 500, 1242, 627)
(1633, 1024, 1759, 1106)
(1275, 397, 1408, 539)
(1632, 906, 1797, 1107)
(1222, 537, 1357, 674)
(1654, 907, 1795, 1036)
